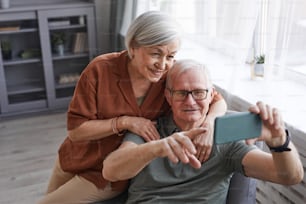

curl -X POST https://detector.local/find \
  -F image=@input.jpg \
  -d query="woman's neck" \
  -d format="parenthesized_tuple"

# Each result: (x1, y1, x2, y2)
(128, 60, 152, 98)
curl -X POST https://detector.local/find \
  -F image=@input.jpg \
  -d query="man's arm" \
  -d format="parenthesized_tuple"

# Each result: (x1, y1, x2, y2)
(243, 142, 302, 185)
(242, 102, 303, 185)
(103, 141, 161, 182)
(103, 128, 206, 182)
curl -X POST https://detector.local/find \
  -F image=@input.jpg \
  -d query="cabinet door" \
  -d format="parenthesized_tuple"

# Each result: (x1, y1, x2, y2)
(38, 6, 96, 109)
(0, 11, 47, 114)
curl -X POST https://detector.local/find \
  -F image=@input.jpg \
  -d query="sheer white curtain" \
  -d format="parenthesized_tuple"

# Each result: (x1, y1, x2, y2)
(120, 0, 136, 38)
(261, 0, 306, 81)
(119, 0, 174, 42)
(131, 0, 259, 65)
(197, 0, 260, 64)
(122, 0, 306, 81)
(264, 0, 296, 79)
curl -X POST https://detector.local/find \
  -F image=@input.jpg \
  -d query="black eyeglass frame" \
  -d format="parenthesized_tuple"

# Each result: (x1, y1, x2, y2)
(167, 88, 210, 101)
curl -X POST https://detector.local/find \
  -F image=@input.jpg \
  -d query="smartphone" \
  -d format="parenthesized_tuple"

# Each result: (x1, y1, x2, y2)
(214, 112, 262, 144)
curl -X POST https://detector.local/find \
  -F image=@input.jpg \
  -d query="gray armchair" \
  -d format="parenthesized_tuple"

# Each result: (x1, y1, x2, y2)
(226, 172, 257, 204)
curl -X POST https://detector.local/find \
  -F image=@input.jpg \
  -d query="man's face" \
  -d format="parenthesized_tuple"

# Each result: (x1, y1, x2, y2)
(166, 68, 213, 127)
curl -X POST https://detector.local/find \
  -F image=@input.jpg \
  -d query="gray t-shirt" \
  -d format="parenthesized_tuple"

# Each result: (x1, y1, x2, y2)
(124, 115, 257, 204)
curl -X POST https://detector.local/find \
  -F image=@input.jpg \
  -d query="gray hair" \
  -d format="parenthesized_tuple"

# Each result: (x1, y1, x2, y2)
(166, 59, 212, 89)
(125, 11, 182, 57)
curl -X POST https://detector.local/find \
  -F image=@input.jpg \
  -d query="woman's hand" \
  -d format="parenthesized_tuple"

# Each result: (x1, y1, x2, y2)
(192, 120, 214, 163)
(120, 116, 160, 142)
(192, 97, 227, 162)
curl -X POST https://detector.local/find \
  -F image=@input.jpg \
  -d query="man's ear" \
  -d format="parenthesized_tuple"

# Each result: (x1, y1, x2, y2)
(165, 88, 172, 106)
(209, 87, 215, 103)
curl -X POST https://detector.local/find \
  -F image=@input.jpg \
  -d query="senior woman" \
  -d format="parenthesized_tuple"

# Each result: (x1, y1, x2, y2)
(38, 11, 227, 204)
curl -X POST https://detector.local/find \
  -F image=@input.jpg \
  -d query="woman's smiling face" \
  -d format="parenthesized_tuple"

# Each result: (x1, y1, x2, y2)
(131, 39, 180, 82)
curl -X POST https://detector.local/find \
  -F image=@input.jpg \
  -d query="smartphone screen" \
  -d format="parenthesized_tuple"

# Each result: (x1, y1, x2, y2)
(214, 112, 262, 144)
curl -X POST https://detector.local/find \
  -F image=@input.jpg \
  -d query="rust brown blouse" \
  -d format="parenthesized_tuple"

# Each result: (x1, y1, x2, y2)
(58, 50, 223, 191)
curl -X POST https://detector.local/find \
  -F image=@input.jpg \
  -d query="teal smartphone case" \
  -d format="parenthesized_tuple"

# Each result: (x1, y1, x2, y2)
(214, 112, 262, 144)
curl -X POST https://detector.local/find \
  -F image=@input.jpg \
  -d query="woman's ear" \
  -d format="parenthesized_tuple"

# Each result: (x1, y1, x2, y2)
(129, 47, 135, 59)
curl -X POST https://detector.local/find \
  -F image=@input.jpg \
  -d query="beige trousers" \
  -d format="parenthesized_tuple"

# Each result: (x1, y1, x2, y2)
(37, 156, 120, 204)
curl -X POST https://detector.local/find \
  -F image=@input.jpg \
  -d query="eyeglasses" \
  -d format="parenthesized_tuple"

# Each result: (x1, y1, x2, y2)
(168, 89, 209, 101)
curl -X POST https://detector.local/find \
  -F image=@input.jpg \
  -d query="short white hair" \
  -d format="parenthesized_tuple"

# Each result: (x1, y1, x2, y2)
(166, 59, 212, 89)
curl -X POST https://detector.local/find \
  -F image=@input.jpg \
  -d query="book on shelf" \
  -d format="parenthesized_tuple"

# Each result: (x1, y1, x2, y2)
(72, 32, 88, 53)
(0, 26, 20, 32)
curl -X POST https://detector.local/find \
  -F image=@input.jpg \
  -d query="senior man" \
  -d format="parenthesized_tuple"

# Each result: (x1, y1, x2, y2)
(103, 59, 303, 204)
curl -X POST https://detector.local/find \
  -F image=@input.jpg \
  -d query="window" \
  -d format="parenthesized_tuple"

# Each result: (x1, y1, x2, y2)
(135, 0, 306, 83)
(286, 2, 306, 76)
(135, 0, 259, 62)
(131, 0, 306, 132)
(135, 0, 197, 33)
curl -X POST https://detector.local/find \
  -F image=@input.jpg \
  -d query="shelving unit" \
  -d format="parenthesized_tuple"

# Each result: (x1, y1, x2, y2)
(0, 12, 46, 114)
(0, 2, 97, 116)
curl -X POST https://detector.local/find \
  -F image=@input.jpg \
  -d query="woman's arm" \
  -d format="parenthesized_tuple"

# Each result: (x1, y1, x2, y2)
(68, 118, 115, 141)
(193, 94, 227, 162)
(68, 116, 160, 142)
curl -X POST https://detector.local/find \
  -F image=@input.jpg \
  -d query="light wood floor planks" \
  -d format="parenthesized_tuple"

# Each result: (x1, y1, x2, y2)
(0, 112, 67, 204)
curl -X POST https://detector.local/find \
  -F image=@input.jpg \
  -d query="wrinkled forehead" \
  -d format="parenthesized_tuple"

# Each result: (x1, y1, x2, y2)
(172, 68, 210, 88)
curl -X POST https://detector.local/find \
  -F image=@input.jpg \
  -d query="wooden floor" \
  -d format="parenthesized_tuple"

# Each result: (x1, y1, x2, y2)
(0, 111, 67, 204)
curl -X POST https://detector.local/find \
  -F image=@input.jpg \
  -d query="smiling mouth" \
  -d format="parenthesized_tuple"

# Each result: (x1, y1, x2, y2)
(183, 109, 198, 112)
(149, 68, 165, 76)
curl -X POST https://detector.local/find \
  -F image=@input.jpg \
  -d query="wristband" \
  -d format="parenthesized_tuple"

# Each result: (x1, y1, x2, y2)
(268, 129, 291, 152)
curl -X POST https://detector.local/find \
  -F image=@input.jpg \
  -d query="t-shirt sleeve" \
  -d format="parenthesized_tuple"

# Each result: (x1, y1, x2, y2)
(224, 142, 258, 175)
(124, 131, 146, 145)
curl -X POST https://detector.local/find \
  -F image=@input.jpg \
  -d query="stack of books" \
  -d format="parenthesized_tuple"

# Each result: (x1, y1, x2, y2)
(72, 32, 88, 53)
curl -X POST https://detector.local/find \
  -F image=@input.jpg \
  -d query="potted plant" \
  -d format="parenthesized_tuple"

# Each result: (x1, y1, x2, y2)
(251, 54, 265, 79)
(51, 32, 65, 56)
(255, 55, 265, 64)
(1, 40, 12, 60)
